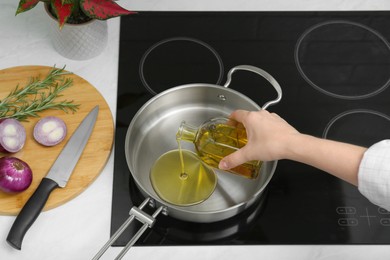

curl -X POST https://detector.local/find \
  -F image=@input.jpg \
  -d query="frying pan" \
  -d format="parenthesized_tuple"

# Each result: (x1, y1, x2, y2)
(93, 65, 282, 259)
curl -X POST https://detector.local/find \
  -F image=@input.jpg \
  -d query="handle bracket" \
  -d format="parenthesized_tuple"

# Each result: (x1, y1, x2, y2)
(92, 198, 165, 260)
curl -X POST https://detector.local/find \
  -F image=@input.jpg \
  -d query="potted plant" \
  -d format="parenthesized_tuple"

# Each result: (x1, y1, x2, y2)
(16, 0, 136, 60)
(16, 0, 135, 28)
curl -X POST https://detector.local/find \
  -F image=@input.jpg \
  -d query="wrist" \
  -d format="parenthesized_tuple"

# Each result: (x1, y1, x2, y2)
(281, 133, 313, 161)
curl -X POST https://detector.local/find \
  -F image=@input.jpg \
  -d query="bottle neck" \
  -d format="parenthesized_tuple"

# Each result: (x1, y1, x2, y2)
(176, 121, 197, 142)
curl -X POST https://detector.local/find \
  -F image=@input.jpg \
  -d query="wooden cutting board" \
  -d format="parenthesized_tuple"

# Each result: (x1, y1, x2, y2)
(0, 65, 114, 215)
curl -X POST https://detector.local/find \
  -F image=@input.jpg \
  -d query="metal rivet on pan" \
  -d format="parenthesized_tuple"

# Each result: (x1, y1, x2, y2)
(161, 207, 169, 216)
(218, 94, 227, 101)
(148, 199, 156, 208)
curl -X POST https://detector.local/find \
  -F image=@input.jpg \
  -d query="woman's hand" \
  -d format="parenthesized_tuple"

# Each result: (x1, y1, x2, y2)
(218, 109, 299, 170)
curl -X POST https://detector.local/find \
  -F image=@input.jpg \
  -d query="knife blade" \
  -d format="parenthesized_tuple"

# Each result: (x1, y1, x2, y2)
(6, 105, 99, 250)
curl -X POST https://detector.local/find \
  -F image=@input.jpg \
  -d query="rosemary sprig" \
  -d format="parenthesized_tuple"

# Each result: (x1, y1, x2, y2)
(0, 66, 80, 121)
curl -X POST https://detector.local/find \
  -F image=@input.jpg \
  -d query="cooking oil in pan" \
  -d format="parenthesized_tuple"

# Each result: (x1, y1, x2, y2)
(150, 144, 217, 206)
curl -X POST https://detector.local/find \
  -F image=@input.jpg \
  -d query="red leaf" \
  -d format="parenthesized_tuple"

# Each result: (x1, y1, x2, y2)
(80, 0, 135, 20)
(16, 0, 40, 15)
(51, 0, 73, 28)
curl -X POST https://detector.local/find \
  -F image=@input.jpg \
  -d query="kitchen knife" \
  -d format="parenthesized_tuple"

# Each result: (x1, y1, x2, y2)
(6, 106, 99, 250)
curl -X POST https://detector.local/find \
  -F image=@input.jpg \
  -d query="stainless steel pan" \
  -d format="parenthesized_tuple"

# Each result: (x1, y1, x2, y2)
(93, 65, 282, 259)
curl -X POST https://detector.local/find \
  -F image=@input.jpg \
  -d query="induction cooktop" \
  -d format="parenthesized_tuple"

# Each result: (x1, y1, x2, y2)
(111, 11, 390, 246)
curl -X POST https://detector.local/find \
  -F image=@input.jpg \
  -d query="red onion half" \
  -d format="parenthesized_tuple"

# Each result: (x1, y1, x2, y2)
(33, 116, 67, 146)
(0, 157, 32, 193)
(0, 119, 26, 153)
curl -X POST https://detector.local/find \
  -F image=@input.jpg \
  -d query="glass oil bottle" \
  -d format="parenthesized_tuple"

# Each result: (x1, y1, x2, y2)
(176, 117, 262, 179)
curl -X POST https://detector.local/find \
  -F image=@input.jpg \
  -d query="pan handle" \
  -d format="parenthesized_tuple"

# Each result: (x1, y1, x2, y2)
(92, 198, 166, 260)
(223, 65, 282, 110)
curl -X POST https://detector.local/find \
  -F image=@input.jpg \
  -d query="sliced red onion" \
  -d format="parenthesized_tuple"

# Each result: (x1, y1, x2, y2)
(0, 118, 26, 153)
(33, 116, 67, 146)
(0, 156, 32, 193)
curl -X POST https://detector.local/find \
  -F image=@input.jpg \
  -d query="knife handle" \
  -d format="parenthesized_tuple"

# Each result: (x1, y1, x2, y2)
(6, 178, 59, 250)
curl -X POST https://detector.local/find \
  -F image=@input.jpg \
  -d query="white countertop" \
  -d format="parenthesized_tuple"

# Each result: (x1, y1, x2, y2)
(1, 0, 390, 259)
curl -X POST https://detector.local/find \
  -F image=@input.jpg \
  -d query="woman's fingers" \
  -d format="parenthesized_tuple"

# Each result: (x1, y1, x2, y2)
(219, 148, 249, 170)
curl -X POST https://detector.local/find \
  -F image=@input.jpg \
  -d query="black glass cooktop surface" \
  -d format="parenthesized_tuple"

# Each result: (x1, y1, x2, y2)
(111, 11, 390, 246)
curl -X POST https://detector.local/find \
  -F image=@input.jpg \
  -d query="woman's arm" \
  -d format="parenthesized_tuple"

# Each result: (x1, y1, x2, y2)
(279, 133, 366, 185)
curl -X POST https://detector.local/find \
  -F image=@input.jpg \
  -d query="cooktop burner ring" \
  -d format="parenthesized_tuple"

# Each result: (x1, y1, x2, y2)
(295, 20, 390, 100)
(323, 109, 390, 147)
(139, 36, 224, 95)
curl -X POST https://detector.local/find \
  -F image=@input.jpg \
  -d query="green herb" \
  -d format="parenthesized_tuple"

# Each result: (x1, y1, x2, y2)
(0, 66, 80, 121)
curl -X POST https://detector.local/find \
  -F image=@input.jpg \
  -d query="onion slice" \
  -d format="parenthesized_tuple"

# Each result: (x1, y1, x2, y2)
(0, 118, 26, 153)
(33, 116, 67, 146)
(0, 156, 32, 193)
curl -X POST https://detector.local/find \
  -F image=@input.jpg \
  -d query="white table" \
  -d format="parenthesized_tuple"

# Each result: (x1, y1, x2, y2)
(1, 0, 390, 259)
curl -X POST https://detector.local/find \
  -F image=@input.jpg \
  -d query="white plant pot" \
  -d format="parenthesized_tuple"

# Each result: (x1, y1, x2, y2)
(45, 4, 108, 60)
